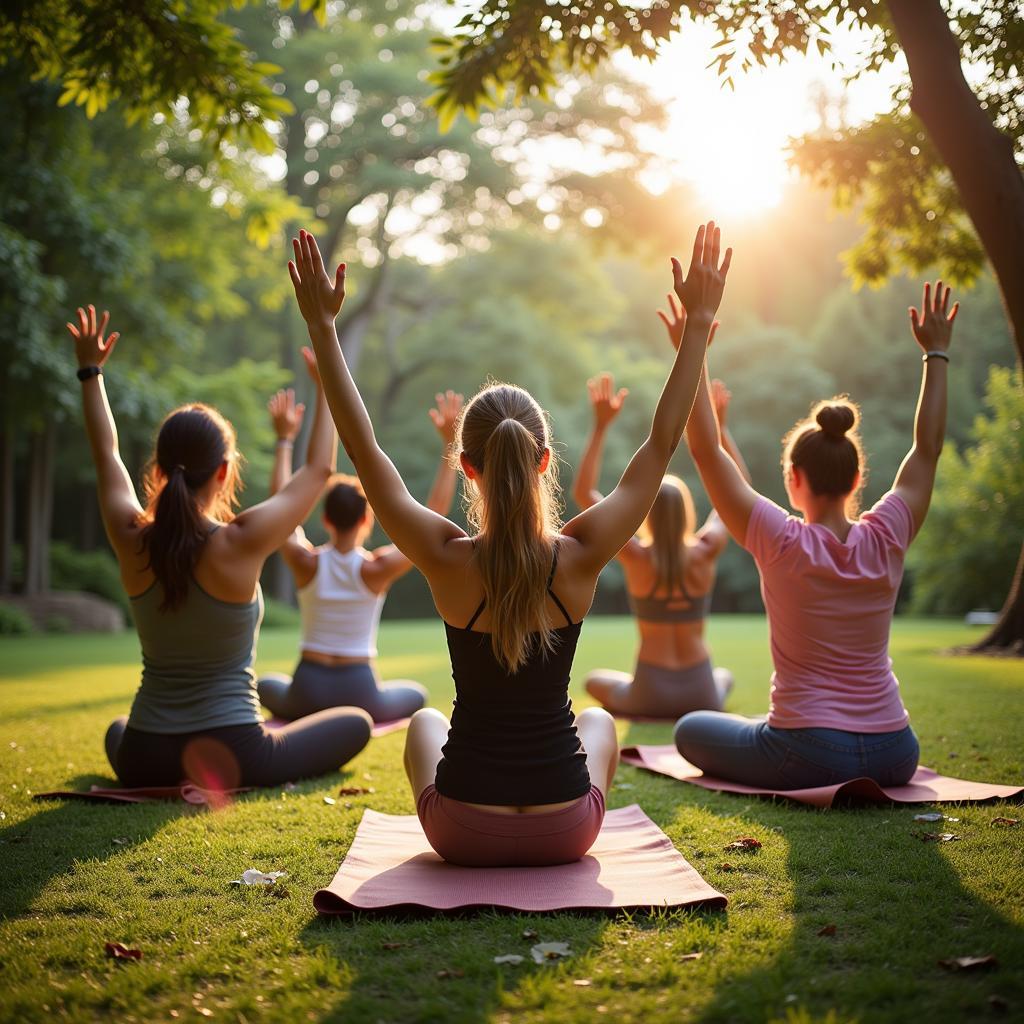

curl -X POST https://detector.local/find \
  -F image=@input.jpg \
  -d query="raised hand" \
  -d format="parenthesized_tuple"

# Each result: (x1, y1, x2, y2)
(300, 345, 321, 386)
(710, 378, 731, 426)
(587, 372, 628, 428)
(671, 221, 732, 325)
(910, 280, 959, 353)
(656, 293, 687, 350)
(428, 389, 465, 447)
(66, 305, 120, 369)
(268, 388, 305, 442)
(288, 229, 346, 329)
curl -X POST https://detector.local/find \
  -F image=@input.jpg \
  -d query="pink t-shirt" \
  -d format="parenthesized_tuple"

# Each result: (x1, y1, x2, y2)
(743, 491, 915, 733)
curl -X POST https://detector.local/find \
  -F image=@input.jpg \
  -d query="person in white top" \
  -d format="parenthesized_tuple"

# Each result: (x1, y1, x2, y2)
(257, 388, 463, 723)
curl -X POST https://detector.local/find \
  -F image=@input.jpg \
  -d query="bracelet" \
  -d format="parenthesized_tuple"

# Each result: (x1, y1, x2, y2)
(76, 365, 102, 382)
(923, 351, 950, 363)
(275, 438, 294, 449)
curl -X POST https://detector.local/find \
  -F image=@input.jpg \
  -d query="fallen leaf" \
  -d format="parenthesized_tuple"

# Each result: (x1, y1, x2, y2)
(573, 979, 592, 987)
(111, 837, 130, 845)
(532, 941, 572, 964)
(724, 837, 762, 851)
(938, 955, 998, 972)
(197, 1009, 214, 1019)
(338, 786, 373, 796)
(521, 929, 538, 940)
(916, 832, 960, 843)
(230, 868, 287, 886)
(105, 942, 142, 961)
(680, 952, 703, 962)
(992, 817, 1019, 827)
(493, 954, 525, 965)
(817, 924, 837, 937)
(381, 942, 406, 951)
(718, 863, 735, 872)
(323, 796, 336, 805)
(436, 968, 464, 980)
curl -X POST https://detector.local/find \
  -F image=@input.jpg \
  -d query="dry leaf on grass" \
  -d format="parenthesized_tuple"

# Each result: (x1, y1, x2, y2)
(992, 817, 1019, 827)
(323, 797, 336, 805)
(817, 924, 837, 937)
(573, 979, 592, 987)
(105, 942, 142, 961)
(494, 954, 525, 965)
(718, 862, 735, 872)
(521, 929, 538, 940)
(679, 952, 703, 962)
(938, 955, 998, 972)
(724, 837, 762, 851)
(436, 968, 464, 980)
(111, 837, 130, 845)
(230, 868, 287, 886)
(338, 786, 375, 796)
(381, 942, 406, 951)
(916, 832, 960, 843)
(532, 942, 572, 964)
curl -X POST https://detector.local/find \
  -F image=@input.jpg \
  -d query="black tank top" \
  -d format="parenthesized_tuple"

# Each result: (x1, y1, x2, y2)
(434, 545, 592, 806)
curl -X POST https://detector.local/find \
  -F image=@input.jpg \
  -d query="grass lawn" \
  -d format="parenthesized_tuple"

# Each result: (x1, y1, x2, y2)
(1, 615, 1021, 1023)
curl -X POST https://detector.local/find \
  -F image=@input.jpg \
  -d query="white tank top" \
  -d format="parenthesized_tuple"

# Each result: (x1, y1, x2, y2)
(297, 547, 385, 658)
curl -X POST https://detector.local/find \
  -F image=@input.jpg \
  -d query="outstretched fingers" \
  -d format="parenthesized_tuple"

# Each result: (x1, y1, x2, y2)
(948, 301, 960, 323)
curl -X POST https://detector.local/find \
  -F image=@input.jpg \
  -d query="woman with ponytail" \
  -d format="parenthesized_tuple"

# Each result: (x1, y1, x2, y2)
(68, 310, 371, 789)
(676, 281, 960, 789)
(289, 221, 731, 865)
(572, 300, 750, 720)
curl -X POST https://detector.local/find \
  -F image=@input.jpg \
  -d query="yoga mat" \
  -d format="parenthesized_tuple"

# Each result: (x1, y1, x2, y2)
(313, 803, 727, 915)
(264, 716, 411, 737)
(620, 745, 1024, 808)
(33, 784, 250, 806)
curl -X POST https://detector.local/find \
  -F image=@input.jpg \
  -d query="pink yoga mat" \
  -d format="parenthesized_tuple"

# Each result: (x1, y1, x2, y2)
(33, 784, 250, 806)
(313, 803, 727, 915)
(264, 716, 411, 737)
(620, 745, 1024, 808)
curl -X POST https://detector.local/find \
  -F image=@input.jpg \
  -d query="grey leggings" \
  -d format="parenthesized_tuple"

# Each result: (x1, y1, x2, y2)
(257, 659, 427, 724)
(588, 658, 729, 718)
(104, 709, 372, 788)
(675, 711, 920, 789)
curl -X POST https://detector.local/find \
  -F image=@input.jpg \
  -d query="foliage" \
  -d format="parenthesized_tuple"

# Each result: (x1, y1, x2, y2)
(49, 542, 128, 615)
(0, 0, 329, 153)
(1, 620, 1023, 1021)
(431, 1, 1024, 287)
(909, 366, 1024, 616)
(0, 602, 33, 635)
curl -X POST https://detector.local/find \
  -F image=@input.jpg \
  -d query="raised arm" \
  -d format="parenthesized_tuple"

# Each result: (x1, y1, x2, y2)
(563, 222, 731, 570)
(571, 373, 628, 511)
(267, 386, 305, 496)
(226, 347, 337, 561)
(66, 306, 142, 566)
(893, 280, 958, 534)
(361, 390, 465, 593)
(289, 230, 465, 573)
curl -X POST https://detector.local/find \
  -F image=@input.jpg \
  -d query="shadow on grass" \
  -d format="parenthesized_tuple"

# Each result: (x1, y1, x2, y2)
(617, 721, 1024, 1021)
(0, 776, 197, 920)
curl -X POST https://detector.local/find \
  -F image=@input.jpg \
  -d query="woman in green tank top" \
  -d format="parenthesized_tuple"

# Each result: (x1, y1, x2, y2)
(67, 307, 372, 789)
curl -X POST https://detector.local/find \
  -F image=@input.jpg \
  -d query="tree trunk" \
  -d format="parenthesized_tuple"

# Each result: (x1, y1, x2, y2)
(0, 412, 13, 594)
(888, 0, 1024, 653)
(23, 421, 56, 596)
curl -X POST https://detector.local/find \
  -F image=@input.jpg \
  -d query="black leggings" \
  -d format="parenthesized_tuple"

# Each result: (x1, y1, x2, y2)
(257, 659, 427, 724)
(104, 709, 372, 788)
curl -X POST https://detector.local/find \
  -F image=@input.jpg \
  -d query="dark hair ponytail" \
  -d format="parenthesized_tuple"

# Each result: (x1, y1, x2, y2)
(782, 396, 865, 514)
(139, 405, 241, 611)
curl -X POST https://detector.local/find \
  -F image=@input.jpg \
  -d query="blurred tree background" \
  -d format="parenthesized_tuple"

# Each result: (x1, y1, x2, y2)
(0, 0, 1019, 628)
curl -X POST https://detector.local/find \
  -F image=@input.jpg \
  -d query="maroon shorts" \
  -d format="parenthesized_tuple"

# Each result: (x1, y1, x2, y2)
(416, 784, 606, 867)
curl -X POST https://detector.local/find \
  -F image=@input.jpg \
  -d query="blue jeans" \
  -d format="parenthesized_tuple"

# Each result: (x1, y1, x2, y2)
(674, 711, 920, 789)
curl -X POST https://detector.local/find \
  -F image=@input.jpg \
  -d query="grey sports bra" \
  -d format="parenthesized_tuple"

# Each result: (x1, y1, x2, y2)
(629, 583, 712, 624)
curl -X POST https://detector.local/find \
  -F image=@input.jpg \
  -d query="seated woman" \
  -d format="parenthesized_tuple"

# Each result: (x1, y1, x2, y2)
(572, 299, 750, 719)
(676, 281, 959, 789)
(289, 221, 732, 865)
(256, 386, 463, 723)
(66, 311, 372, 789)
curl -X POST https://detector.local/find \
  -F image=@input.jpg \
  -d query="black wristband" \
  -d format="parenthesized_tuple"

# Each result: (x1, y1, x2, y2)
(76, 365, 102, 382)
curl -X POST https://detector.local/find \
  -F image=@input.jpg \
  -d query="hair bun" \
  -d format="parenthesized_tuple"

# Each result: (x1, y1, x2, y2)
(815, 402, 856, 439)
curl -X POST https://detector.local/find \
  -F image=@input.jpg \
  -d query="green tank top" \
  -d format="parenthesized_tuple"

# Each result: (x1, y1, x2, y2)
(127, 575, 264, 734)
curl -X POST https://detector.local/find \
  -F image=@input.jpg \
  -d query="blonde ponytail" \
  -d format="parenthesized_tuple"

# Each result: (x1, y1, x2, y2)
(641, 475, 695, 597)
(459, 384, 562, 671)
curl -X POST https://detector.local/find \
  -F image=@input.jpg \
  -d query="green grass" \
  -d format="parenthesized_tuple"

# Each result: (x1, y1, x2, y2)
(1, 616, 1021, 1023)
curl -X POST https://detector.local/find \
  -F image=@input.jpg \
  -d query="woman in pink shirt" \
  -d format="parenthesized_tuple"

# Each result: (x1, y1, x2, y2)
(676, 281, 959, 788)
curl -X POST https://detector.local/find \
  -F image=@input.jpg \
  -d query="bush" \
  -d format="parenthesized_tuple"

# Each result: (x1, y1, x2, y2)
(262, 596, 301, 630)
(50, 542, 129, 614)
(0, 602, 34, 636)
